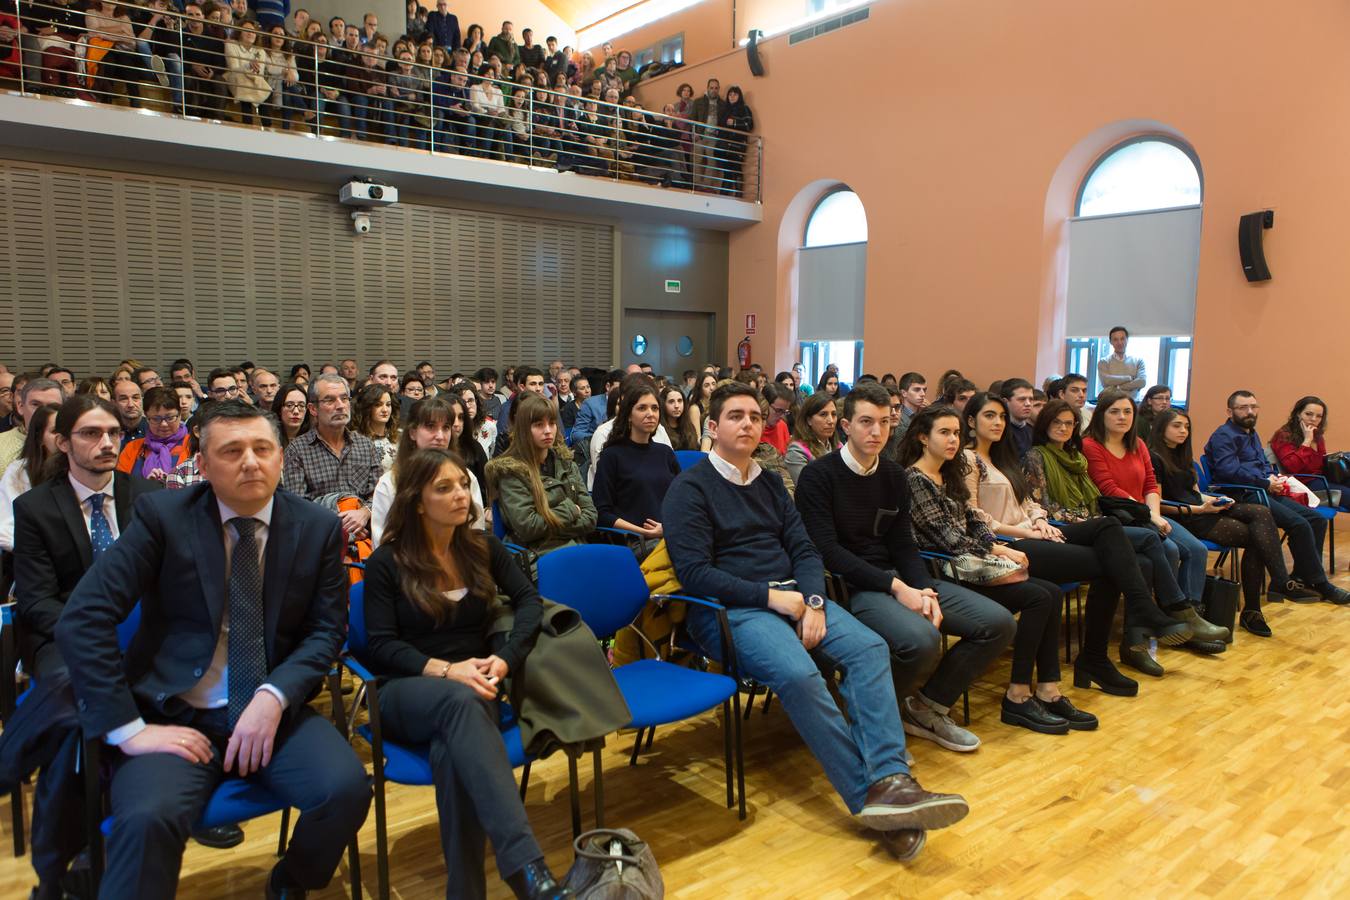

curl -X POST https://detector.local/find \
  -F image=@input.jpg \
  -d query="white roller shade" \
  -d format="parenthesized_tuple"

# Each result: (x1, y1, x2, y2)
(797, 242, 866, 340)
(1067, 205, 1202, 336)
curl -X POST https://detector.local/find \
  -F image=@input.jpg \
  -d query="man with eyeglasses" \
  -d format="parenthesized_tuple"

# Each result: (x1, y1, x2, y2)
(133, 366, 162, 392)
(282, 374, 383, 542)
(12, 395, 162, 899)
(1204, 390, 1350, 604)
(762, 382, 794, 454)
(48, 366, 76, 398)
(117, 387, 191, 481)
(206, 367, 243, 402)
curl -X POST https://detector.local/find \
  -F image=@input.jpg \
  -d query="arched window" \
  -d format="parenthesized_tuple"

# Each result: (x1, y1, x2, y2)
(1076, 138, 1202, 218)
(804, 189, 868, 247)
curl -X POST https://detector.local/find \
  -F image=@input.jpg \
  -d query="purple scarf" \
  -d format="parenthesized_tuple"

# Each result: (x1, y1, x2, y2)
(141, 424, 188, 477)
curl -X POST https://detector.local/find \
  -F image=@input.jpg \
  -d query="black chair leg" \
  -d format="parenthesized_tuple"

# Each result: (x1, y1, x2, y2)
(742, 689, 756, 719)
(628, 728, 644, 767)
(348, 835, 363, 900)
(591, 747, 604, 829)
(644, 727, 655, 752)
(732, 691, 746, 820)
(1063, 593, 1072, 664)
(720, 700, 734, 810)
(372, 767, 390, 900)
(566, 754, 582, 838)
(276, 807, 291, 857)
(519, 762, 531, 802)
(761, 690, 773, 716)
(10, 783, 23, 857)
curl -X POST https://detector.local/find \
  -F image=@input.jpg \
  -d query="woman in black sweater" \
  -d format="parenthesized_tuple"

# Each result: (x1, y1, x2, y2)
(362, 448, 565, 900)
(592, 382, 681, 539)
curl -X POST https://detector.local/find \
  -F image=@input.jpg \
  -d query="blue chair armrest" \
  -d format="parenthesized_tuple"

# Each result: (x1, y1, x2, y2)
(649, 593, 739, 679)
(650, 592, 726, 613)
(993, 534, 1015, 544)
(1158, 499, 1189, 511)
(341, 654, 379, 684)
(918, 549, 956, 562)
(1208, 482, 1271, 506)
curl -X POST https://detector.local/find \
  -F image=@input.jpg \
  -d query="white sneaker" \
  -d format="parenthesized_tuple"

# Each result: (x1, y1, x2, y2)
(901, 696, 981, 752)
(149, 55, 169, 88)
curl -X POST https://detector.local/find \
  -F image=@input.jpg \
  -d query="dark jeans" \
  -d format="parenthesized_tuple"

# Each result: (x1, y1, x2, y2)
(102, 707, 370, 900)
(1183, 502, 1292, 609)
(847, 578, 1014, 710)
(972, 576, 1063, 686)
(1267, 494, 1329, 584)
(378, 676, 543, 900)
(1121, 525, 1189, 609)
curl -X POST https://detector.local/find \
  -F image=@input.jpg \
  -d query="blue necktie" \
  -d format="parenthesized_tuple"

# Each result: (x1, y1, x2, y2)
(87, 495, 114, 560)
(226, 518, 267, 727)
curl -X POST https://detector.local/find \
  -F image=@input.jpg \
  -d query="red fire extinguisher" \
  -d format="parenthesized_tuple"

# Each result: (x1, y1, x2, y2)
(737, 336, 752, 368)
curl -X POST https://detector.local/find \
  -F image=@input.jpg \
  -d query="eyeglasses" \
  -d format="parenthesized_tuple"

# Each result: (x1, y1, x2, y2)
(209, 386, 239, 397)
(74, 427, 122, 442)
(1049, 419, 1077, 430)
(147, 413, 180, 426)
(281, 402, 306, 412)
(319, 395, 350, 407)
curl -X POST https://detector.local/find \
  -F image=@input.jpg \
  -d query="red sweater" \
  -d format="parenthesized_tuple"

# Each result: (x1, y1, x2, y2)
(1270, 428, 1325, 475)
(1082, 437, 1158, 501)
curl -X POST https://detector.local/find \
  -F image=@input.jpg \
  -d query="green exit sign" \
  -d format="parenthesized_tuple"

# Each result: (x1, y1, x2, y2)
(665, 280, 681, 293)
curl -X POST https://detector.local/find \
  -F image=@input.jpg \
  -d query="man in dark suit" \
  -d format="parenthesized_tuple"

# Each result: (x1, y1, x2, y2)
(12, 394, 162, 900)
(56, 402, 371, 900)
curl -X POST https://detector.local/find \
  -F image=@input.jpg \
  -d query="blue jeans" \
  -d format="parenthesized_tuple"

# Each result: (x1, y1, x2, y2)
(137, 41, 183, 108)
(1121, 525, 1189, 609)
(317, 95, 351, 136)
(687, 599, 907, 813)
(1164, 518, 1209, 602)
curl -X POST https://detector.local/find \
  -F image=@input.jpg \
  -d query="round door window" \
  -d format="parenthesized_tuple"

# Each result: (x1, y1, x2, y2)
(676, 336, 694, 357)
(631, 334, 648, 356)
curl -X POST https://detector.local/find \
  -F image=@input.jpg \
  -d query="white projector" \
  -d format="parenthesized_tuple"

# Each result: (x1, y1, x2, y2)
(339, 180, 399, 207)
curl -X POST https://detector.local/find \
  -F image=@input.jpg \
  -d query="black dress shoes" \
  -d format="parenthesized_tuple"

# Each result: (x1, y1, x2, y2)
(1240, 609, 1273, 637)
(878, 829, 926, 862)
(192, 823, 244, 849)
(1268, 578, 1320, 603)
(1041, 696, 1099, 731)
(506, 859, 574, 900)
(265, 863, 307, 900)
(1314, 582, 1350, 605)
(999, 696, 1069, 734)
(1072, 655, 1139, 697)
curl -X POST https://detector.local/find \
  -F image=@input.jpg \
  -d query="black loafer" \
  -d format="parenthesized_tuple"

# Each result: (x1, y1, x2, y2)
(192, 823, 244, 849)
(999, 696, 1070, 735)
(1240, 609, 1273, 637)
(1314, 583, 1350, 605)
(1040, 696, 1099, 731)
(1268, 579, 1320, 603)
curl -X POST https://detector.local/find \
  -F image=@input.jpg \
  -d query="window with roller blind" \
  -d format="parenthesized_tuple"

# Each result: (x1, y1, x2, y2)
(1066, 137, 1202, 404)
(797, 188, 866, 387)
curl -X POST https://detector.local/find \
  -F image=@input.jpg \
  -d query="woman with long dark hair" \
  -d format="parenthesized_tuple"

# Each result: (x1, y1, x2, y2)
(272, 383, 311, 448)
(1149, 408, 1316, 636)
(454, 380, 498, 458)
(785, 391, 840, 483)
(715, 85, 753, 197)
(1270, 395, 1350, 507)
(0, 402, 60, 551)
(816, 370, 840, 399)
(659, 384, 699, 451)
(353, 384, 400, 471)
(362, 448, 567, 899)
(899, 405, 1078, 734)
(961, 393, 1190, 697)
(594, 383, 681, 539)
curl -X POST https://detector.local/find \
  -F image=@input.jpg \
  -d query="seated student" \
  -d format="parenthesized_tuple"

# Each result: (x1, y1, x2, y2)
(795, 384, 1016, 753)
(352, 383, 400, 471)
(593, 383, 681, 540)
(454, 380, 498, 458)
(1204, 390, 1349, 603)
(961, 393, 1192, 697)
(1270, 395, 1350, 507)
(784, 391, 840, 484)
(55, 402, 371, 900)
(116, 386, 190, 482)
(998, 379, 1037, 458)
(164, 401, 221, 491)
(363, 449, 568, 899)
(1147, 408, 1317, 637)
(939, 377, 978, 414)
(445, 393, 490, 498)
(1022, 400, 1201, 676)
(271, 383, 311, 449)
(0, 402, 60, 552)
(372, 397, 486, 545)
(664, 382, 969, 862)
(898, 406, 1080, 735)
(1082, 389, 1232, 652)
(1135, 384, 1173, 443)
(760, 383, 794, 454)
(658, 384, 700, 451)
(486, 393, 596, 555)
(587, 373, 673, 489)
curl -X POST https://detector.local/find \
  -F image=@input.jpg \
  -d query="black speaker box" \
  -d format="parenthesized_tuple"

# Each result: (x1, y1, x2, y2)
(1238, 210, 1274, 282)
(747, 30, 765, 77)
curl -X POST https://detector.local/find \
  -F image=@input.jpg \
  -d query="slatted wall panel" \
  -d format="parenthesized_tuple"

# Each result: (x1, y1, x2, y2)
(0, 159, 615, 375)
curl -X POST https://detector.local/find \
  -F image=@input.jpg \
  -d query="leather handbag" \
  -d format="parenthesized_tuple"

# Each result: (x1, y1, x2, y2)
(563, 828, 663, 899)
(1200, 575, 1239, 644)
(1325, 452, 1350, 487)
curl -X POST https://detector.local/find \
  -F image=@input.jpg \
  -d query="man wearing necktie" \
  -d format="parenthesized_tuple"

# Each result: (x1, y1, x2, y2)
(56, 402, 371, 900)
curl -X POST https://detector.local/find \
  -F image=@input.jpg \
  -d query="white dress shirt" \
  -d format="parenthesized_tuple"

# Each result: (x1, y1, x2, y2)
(840, 442, 878, 477)
(708, 446, 762, 486)
(69, 472, 120, 542)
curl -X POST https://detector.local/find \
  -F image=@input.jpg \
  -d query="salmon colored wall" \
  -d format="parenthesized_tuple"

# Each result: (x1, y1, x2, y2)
(625, 0, 1350, 441)
(581, 0, 733, 69)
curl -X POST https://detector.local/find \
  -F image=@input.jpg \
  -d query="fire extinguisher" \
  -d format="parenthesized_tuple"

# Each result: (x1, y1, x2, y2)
(737, 336, 752, 369)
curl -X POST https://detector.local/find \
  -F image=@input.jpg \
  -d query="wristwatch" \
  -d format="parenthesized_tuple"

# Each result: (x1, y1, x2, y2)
(805, 594, 825, 612)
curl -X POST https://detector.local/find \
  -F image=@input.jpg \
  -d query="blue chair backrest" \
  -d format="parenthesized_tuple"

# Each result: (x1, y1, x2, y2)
(347, 580, 370, 660)
(492, 500, 506, 540)
(536, 544, 648, 641)
(116, 603, 142, 654)
(1196, 456, 1214, 491)
(674, 450, 708, 471)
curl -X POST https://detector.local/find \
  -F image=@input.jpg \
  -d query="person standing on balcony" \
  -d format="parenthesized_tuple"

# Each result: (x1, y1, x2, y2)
(690, 77, 724, 191)
(487, 19, 517, 68)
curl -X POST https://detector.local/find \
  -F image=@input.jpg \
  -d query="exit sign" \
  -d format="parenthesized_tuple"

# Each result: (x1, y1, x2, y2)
(745, 314, 757, 334)
(665, 280, 681, 293)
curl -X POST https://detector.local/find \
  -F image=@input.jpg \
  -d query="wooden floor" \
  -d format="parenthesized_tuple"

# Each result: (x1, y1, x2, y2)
(5, 567, 1350, 898)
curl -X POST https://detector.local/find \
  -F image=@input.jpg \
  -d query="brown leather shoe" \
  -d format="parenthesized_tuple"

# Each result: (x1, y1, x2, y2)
(878, 829, 926, 861)
(859, 774, 970, 832)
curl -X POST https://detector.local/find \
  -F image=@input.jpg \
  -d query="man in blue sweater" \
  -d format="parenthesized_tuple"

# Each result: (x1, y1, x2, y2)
(663, 382, 970, 861)
(1204, 390, 1349, 603)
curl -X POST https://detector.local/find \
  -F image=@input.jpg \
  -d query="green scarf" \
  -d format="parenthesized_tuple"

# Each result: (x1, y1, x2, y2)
(1036, 444, 1100, 514)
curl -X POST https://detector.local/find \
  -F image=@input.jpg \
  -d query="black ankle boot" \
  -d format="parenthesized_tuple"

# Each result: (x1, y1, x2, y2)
(507, 860, 574, 900)
(1072, 655, 1139, 697)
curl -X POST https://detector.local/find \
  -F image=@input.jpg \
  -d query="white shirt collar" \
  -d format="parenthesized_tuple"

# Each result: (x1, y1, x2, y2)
(217, 496, 275, 530)
(68, 472, 115, 505)
(840, 443, 878, 477)
(709, 447, 761, 485)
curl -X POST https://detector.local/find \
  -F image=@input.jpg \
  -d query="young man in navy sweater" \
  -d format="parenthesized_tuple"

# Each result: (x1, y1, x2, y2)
(663, 382, 969, 861)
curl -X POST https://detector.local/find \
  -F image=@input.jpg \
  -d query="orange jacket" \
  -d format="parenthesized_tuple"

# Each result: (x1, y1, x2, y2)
(117, 435, 191, 478)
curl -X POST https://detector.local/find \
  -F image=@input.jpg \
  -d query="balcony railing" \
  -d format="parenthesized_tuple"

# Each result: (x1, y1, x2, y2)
(2, 0, 763, 201)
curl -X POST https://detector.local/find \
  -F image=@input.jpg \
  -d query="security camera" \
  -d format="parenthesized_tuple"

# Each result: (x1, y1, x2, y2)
(351, 211, 371, 235)
(340, 178, 399, 207)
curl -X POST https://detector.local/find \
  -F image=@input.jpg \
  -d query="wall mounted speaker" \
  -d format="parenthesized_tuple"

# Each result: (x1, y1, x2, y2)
(747, 30, 765, 77)
(1238, 209, 1274, 282)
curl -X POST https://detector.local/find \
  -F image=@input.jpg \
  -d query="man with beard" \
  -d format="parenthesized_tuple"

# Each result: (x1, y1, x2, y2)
(1204, 389, 1350, 604)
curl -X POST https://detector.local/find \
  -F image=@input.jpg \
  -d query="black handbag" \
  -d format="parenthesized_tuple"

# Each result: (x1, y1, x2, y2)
(1096, 495, 1154, 528)
(1200, 575, 1239, 644)
(1325, 452, 1350, 485)
(563, 828, 664, 899)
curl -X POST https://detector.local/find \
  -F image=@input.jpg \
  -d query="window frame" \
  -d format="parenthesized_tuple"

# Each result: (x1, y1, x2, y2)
(802, 186, 866, 249)
(1074, 135, 1205, 219)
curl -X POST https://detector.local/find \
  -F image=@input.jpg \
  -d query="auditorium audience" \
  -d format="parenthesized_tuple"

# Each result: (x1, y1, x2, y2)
(998, 378, 1036, 458)
(353, 383, 400, 471)
(455, 380, 497, 457)
(785, 391, 840, 483)
(1270, 395, 1350, 506)
(112, 375, 147, 445)
(272, 382, 312, 447)
(486, 392, 596, 554)
(116, 385, 190, 480)
(592, 382, 680, 539)
(1134, 384, 1172, 442)
(0, 377, 64, 471)
(659, 383, 700, 450)
(663, 381, 969, 861)
(0, 401, 60, 551)
(895, 373, 927, 438)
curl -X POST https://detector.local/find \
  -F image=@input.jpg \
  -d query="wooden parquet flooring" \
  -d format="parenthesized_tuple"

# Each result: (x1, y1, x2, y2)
(5, 575, 1350, 898)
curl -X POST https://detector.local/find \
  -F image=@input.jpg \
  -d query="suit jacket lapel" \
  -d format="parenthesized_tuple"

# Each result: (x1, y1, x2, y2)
(263, 493, 298, 664)
(112, 472, 133, 531)
(53, 478, 93, 571)
(186, 487, 227, 637)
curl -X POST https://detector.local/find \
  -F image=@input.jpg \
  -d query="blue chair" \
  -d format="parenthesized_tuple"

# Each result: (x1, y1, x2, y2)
(1, 601, 27, 856)
(1159, 498, 1241, 582)
(344, 579, 580, 900)
(535, 544, 747, 819)
(86, 602, 362, 899)
(490, 501, 538, 580)
(674, 449, 709, 471)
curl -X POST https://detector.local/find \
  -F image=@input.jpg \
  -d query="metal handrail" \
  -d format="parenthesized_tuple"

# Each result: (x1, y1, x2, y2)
(5, 0, 763, 201)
